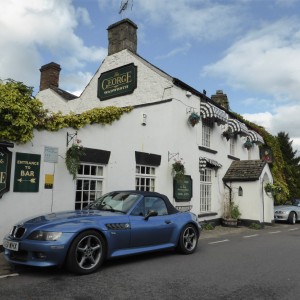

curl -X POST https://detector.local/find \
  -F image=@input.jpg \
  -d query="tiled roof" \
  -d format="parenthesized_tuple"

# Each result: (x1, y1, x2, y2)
(223, 160, 266, 182)
(51, 87, 77, 101)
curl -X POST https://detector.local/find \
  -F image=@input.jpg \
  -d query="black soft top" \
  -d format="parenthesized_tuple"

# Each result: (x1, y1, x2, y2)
(110, 190, 179, 215)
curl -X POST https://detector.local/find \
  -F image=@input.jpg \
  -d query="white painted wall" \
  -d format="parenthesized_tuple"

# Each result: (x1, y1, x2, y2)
(0, 50, 272, 242)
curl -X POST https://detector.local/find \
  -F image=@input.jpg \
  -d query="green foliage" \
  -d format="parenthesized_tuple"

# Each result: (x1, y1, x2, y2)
(277, 132, 300, 199)
(232, 113, 289, 204)
(0, 79, 45, 143)
(201, 222, 215, 230)
(230, 203, 241, 220)
(172, 159, 185, 180)
(65, 144, 86, 180)
(0, 79, 132, 143)
(249, 223, 262, 230)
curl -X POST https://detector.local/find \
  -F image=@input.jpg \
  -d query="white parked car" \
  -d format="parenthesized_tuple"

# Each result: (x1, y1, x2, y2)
(274, 199, 300, 224)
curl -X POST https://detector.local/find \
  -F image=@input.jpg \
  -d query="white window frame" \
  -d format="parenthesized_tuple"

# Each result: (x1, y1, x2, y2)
(135, 165, 156, 192)
(75, 163, 104, 210)
(230, 137, 235, 156)
(199, 168, 212, 212)
(202, 123, 211, 148)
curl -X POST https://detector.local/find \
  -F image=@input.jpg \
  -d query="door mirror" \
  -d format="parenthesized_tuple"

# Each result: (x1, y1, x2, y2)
(144, 210, 158, 220)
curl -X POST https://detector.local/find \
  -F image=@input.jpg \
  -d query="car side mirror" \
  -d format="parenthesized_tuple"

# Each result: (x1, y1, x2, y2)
(144, 210, 158, 220)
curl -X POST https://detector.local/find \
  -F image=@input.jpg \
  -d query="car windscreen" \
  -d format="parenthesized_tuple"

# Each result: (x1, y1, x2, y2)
(88, 192, 141, 213)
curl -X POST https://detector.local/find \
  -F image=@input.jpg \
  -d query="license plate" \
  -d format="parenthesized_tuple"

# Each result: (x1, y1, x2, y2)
(3, 239, 19, 251)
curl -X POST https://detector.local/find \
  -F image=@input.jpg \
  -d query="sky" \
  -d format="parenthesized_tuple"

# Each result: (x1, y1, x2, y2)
(1, 0, 300, 154)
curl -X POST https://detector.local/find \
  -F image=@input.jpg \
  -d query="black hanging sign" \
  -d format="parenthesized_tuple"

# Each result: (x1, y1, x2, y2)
(173, 175, 193, 202)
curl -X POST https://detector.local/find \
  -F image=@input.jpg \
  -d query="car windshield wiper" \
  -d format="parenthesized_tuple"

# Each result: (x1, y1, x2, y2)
(99, 207, 126, 214)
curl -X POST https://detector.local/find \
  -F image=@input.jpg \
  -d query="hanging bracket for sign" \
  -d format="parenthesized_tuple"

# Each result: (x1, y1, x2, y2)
(66, 131, 77, 147)
(168, 151, 180, 162)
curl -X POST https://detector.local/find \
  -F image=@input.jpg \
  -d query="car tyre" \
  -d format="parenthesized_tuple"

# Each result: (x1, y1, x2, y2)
(177, 224, 198, 254)
(66, 230, 106, 275)
(288, 212, 296, 224)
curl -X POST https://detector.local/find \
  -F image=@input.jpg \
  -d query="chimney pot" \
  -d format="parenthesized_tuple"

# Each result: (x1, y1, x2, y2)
(39, 62, 61, 91)
(107, 18, 138, 55)
(211, 90, 230, 110)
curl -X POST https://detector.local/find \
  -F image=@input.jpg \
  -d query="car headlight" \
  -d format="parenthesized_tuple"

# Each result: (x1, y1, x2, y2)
(28, 231, 62, 241)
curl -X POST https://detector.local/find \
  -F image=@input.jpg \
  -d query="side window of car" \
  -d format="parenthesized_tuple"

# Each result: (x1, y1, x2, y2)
(145, 197, 168, 216)
(131, 199, 145, 216)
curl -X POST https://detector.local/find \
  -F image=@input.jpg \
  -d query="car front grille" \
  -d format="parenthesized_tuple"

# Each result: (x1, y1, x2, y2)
(10, 226, 26, 239)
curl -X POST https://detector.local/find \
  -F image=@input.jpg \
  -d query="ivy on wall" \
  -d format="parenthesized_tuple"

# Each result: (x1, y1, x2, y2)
(0, 79, 132, 143)
(233, 113, 289, 204)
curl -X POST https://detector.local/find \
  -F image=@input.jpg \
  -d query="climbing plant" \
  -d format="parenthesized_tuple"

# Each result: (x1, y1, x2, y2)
(0, 79, 132, 143)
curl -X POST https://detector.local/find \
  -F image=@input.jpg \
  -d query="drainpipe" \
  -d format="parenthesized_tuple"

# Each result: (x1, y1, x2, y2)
(223, 180, 232, 204)
(261, 179, 265, 228)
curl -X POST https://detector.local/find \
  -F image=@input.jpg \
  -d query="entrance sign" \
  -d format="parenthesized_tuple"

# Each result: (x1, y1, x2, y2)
(97, 63, 137, 100)
(0, 147, 12, 198)
(173, 175, 193, 202)
(13, 153, 41, 192)
(44, 146, 58, 163)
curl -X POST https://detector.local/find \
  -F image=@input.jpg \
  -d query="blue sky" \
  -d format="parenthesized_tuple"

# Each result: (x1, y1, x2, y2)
(1, 0, 300, 153)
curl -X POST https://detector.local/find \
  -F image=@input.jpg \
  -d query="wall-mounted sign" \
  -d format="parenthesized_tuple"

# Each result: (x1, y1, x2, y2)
(13, 153, 41, 192)
(97, 63, 137, 100)
(44, 146, 58, 163)
(0, 147, 12, 198)
(260, 147, 273, 163)
(173, 175, 193, 202)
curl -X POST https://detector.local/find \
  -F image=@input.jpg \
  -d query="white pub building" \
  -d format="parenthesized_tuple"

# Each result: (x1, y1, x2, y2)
(0, 19, 274, 243)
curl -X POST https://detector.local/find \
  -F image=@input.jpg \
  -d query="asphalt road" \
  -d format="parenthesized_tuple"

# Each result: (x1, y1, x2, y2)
(0, 224, 299, 300)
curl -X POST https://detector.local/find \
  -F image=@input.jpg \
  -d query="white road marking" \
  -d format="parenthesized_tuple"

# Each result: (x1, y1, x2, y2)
(269, 231, 281, 234)
(243, 234, 259, 238)
(208, 239, 229, 244)
(0, 273, 19, 279)
(288, 228, 299, 231)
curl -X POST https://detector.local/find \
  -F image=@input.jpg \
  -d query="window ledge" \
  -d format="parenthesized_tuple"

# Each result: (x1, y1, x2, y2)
(198, 212, 218, 218)
(198, 146, 218, 154)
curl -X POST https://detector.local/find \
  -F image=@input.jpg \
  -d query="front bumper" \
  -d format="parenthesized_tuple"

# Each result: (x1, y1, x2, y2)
(3, 233, 74, 267)
(274, 213, 289, 221)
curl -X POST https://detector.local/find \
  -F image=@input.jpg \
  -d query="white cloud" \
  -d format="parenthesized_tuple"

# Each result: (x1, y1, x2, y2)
(0, 0, 106, 93)
(155, 43, 191, 59)
(243, 104, 300, 154)
(202, 18, 300, 103)
(134, 0, 243, 42)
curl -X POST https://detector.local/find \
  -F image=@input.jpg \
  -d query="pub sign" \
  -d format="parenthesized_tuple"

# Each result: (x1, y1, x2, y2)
(97, 63, 137, 100)
(13, 153, 41, 192)
(173, 175, 193, 202)
(0, 147, 12, 198)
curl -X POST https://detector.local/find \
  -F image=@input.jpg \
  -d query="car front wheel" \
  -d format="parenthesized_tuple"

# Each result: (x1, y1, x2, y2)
(177, 224, 198, 254)
(288, 212, 296, 224)
(66, 230, 106, 275)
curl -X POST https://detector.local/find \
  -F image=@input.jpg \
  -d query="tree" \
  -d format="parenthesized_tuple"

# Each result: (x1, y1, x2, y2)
(277, 132, 300, 199)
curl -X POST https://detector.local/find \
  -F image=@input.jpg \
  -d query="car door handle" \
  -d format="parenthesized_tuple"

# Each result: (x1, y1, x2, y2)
(165, 220, 172, 224)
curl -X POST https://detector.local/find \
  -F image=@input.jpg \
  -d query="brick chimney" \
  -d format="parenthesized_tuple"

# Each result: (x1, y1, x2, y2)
(39, 62, 61, 91)
(211, 90, 230, 110)
(107, 18, 138, 55)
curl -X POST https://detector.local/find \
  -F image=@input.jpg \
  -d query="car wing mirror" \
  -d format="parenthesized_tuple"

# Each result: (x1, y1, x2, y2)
(144, 210, 158, 220)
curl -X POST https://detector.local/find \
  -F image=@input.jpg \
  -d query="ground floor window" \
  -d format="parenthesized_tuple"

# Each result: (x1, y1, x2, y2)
(75, 163, 104, 210)
(200, 168, 212, 212)
(135, 165, 156, 191)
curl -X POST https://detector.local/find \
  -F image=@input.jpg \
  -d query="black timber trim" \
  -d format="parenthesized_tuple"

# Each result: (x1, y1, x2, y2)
(135, 151, 161, 166)
(227, 155, 240, 161)
(132, 99, 173, 109)
(80, 148, 111, 164)
(198, 146, 218, 154)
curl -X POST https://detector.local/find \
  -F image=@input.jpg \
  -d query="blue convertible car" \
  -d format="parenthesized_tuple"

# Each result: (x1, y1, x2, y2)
(3, 191, 201, 274)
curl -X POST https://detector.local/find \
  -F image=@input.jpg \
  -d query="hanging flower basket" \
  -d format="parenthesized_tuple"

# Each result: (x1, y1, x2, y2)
(264, 182, 282, 197)
(65, 143, 85, 180)
(188, 112, 200, 127)
(172, 159, 186, 180)
(222, 129, 234, 141)
(243, 138, 253, 150)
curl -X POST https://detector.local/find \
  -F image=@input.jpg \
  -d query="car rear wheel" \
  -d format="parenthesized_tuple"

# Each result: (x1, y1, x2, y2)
(66, 230, 106, 275)
(177, 224, 198, 254)
(288, 212, 296, 224)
